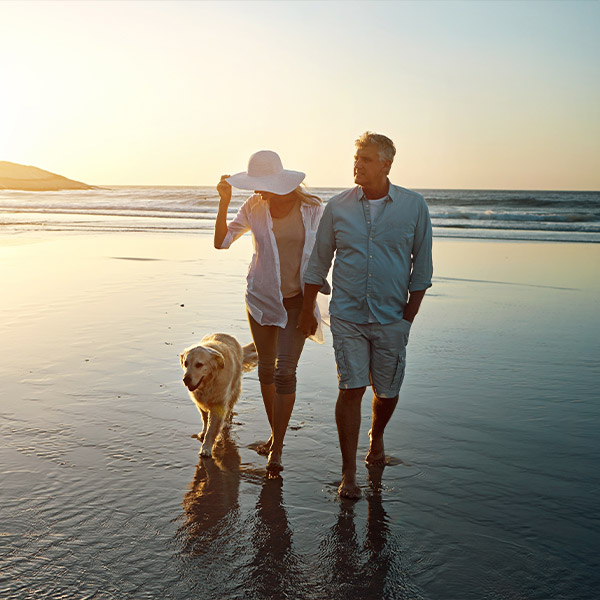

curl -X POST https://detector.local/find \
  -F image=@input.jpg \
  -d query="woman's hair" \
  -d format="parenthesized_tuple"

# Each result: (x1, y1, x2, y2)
(291, 185, 321, 204)
(355, 131, 396, 163)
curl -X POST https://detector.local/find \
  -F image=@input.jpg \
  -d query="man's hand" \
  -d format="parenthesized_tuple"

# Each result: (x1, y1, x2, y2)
(403, 289, 426, 323)
(297, 307, 318, 337)
(402, 305, 417, 322)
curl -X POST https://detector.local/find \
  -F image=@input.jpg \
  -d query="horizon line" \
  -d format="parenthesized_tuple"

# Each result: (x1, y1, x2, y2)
(93, 184, 600, 193)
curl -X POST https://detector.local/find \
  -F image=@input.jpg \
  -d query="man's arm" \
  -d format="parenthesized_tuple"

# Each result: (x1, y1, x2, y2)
(404, 197, 433, 322)
(298, 202, 336, 337)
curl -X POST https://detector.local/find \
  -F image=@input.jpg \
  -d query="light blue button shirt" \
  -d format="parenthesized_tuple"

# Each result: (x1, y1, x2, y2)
(304, 183, 433, 325)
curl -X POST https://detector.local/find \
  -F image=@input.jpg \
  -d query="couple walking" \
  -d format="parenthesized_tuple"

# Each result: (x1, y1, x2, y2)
(214, 132, 433, 499)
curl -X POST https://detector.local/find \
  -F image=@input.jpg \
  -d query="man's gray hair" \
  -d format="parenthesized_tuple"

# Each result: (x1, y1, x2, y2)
(355, 131, 396, 163)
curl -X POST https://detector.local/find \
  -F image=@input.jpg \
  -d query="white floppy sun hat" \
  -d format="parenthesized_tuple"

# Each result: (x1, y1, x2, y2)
(226, 150, 305, 195)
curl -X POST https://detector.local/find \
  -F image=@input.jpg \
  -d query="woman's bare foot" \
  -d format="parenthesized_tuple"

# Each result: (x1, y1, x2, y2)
(365, 429, 387, 466)
(256, 437, 273, 456)
(266, 451, 283, 476)
(338, 472, 361, 499)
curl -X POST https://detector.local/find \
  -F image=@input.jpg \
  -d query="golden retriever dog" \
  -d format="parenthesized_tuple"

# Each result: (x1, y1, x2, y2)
(180, 333, 257, 458)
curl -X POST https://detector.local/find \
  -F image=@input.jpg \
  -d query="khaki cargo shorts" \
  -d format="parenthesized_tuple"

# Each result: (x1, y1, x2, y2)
(330, 315, 411, 398)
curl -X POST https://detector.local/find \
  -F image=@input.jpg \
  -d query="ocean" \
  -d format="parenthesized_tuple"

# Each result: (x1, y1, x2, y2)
(1, 186, 599, 242)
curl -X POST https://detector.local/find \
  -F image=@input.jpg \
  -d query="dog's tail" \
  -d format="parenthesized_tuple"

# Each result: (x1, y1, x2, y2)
(242, 342, 258, 372)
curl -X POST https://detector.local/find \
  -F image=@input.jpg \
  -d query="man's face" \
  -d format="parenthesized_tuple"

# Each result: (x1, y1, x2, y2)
(353, 145, 391, 188)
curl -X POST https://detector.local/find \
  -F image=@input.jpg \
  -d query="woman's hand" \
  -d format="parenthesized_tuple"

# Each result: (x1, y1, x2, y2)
(217, 175, 232, 206)
(297, 284, 321, 337)
(297, 306, 318, 338)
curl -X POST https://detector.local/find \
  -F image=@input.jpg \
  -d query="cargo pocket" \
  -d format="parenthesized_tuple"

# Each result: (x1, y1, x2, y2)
(390, 353, 406, 392)
(333, 345, 349, 387)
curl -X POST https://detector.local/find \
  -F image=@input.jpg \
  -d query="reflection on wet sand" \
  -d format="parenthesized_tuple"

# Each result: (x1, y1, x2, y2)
(176, 435, 410, 599)
(242, 478, 309, 599)
(176, 431, 309, 599)
(177, 431, 242, 556)
(317, 468, 411, 599)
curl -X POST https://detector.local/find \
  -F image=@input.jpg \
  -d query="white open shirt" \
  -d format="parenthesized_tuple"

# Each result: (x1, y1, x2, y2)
(219, 193, 326, 343)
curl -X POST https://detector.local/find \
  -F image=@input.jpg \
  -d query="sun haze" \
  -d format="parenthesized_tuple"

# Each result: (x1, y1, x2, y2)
(1, 0, 598, 190)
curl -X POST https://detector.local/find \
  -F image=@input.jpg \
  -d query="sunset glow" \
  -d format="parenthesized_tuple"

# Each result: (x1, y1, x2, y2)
(1, 0, 598, 189)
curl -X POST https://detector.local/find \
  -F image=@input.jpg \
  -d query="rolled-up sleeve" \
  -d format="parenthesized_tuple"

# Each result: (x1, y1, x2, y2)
(409, 199, 433, 292)
(304, 201, 336, 287)
(220, 201, 251, 249)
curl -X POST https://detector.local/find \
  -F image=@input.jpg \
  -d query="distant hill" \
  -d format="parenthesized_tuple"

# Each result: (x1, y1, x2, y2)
(0, 161, 93, 191)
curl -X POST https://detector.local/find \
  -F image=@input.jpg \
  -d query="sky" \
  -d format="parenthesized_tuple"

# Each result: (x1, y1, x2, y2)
(1, 0, 599, 190)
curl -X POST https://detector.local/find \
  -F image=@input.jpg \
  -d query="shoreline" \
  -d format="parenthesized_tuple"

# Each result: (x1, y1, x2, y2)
(1, 225, 599, 246)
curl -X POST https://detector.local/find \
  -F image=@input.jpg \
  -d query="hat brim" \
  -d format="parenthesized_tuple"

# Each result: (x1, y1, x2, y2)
(226, 169, 305, 195)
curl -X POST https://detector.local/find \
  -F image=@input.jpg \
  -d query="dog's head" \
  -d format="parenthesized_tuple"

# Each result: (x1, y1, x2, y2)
(180, 345, 225, 392)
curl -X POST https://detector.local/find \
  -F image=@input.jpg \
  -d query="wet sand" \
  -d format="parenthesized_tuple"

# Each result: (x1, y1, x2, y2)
(1, 231, 599, 599)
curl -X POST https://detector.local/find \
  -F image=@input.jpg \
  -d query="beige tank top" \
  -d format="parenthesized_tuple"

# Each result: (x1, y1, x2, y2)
(271, 200, 304, 298)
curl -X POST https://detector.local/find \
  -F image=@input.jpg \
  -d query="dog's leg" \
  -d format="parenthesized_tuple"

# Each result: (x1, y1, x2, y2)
(200, 406, 226, 458)
(199, 409, 209, 442)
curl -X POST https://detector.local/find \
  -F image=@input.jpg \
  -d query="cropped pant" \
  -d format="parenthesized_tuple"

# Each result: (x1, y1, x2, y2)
(247, 293, 306, 395)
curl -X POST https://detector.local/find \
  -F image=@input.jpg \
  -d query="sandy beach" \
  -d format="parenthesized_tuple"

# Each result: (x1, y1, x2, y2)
(1, 230, 599, 599)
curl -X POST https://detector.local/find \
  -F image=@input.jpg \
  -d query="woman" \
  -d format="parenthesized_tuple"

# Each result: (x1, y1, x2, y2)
(214, 150, 326, 475)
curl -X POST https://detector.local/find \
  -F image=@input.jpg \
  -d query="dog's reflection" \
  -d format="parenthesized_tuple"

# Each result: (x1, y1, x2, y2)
(318, 467, 404, 599)
(179, 430, 241, 555)
(179, 434, 304, 598)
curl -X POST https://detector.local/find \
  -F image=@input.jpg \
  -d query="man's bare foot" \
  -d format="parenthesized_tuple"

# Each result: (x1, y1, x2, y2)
(256, 437, 273, 456)
(367, 465, 384, 492)
(338, 473, 361, 499)
(365, 429, 387, 466)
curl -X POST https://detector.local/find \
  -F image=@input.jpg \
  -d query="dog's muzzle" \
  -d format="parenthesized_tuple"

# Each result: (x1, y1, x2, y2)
(183, 374, 203, 392)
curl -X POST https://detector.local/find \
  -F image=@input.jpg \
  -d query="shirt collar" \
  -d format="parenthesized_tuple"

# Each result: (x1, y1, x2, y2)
(357, 180, 394, 202)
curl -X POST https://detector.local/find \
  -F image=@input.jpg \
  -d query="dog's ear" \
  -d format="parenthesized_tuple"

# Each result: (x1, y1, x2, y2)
(205, 347, 225, 370)
(211, 351, 225, 370)
(179, 352, 185, 367)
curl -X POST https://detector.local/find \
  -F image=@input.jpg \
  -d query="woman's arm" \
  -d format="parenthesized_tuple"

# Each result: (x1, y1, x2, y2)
(214, 175, 232, 249)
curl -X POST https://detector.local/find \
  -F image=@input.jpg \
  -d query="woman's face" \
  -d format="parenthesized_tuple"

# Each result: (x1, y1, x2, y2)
(255, 191, 278, 202)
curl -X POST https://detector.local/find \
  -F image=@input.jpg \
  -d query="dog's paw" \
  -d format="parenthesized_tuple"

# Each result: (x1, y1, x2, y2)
(199, 445, 213, 458)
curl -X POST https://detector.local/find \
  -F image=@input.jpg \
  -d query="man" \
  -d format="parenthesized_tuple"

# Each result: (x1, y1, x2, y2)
(298, 132, 433, 498)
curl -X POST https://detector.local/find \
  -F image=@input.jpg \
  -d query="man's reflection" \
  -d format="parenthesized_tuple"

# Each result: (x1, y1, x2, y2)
(317, 467, 404, 599)
(362, 467, 396, 595)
